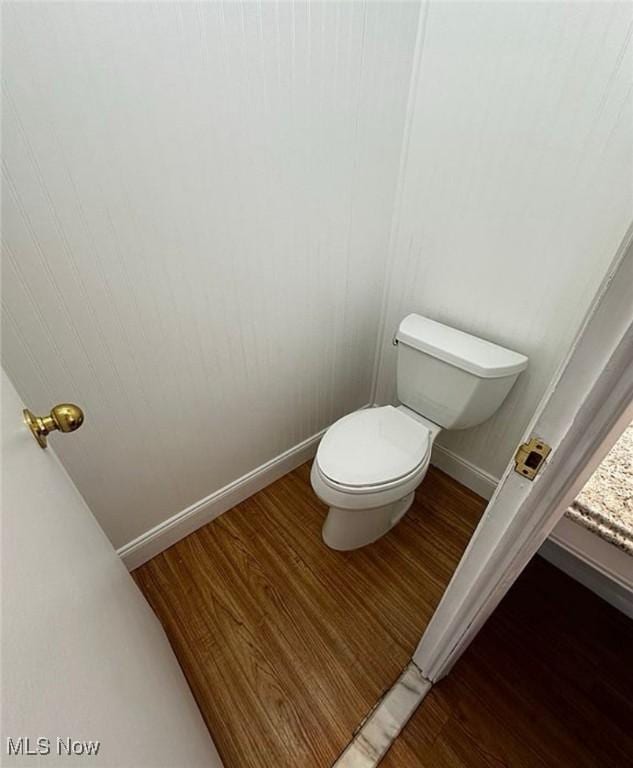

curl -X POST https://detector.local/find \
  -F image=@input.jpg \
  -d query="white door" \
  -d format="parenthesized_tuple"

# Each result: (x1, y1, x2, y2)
(1, 370, 223, 767)
(414, 225, 633, 682)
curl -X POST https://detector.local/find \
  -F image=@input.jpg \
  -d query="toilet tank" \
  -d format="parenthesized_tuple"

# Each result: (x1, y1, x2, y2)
(395, 314, 528, 430)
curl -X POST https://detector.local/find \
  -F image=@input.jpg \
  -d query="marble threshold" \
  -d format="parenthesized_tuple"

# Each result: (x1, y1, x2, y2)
(333, 661, 431, 768)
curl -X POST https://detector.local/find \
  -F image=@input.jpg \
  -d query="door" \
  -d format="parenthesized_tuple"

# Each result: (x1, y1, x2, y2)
(1, 370, 223, 767)
(414, 224, 633, 682)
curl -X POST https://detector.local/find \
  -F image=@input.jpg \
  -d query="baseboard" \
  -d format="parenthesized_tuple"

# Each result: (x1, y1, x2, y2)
(117, 426, 328, 571)
(540, 517, 633, 619)
(119, 406, 491, 570)
(430, 443, 499, 500)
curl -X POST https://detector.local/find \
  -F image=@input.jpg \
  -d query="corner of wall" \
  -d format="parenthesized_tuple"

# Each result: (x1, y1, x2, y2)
(369, 0, 430, 406)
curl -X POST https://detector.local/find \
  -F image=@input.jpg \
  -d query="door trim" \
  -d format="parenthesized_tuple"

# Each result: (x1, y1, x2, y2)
(413, 223, 633, 681)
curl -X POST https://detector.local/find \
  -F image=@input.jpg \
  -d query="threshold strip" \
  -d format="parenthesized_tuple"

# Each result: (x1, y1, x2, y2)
(332, 661, 431, 768)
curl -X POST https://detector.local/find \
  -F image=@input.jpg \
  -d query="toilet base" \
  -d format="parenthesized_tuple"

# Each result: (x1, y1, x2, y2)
(322, 492, 415, 551)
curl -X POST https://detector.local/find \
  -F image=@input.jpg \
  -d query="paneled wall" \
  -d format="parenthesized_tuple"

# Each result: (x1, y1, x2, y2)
(4, 1, 632, 552)
(374, 1, 633, 480)
(2, 2, 419, 547)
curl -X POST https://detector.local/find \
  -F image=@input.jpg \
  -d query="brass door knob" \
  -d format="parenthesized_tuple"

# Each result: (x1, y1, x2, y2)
(23, 403, 85, 449)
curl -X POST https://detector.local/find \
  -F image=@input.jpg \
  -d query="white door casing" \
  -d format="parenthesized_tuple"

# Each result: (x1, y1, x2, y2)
(0, 370, 223, 767)
(414, 224, 633, 681)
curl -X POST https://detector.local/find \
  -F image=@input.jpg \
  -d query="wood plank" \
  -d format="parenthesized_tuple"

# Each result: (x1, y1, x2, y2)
(133, 464, 483, 766)
(383, 556, 633, 768)
(134, 463, 633, 768)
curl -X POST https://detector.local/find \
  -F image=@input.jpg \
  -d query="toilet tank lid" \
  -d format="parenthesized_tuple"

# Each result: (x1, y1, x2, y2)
(396, 314, 528, 379)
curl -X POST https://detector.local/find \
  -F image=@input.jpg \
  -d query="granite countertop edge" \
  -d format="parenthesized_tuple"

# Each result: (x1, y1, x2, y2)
(565, 503, 633, 557)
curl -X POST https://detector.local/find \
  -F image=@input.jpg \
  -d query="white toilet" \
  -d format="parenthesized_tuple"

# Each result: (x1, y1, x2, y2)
(311, 314, 528, 550)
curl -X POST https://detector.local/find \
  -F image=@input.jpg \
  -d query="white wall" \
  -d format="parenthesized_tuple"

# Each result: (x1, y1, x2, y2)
(374, 1, 633, 481)
(2, 370, 222, 766)
(1, 1, 419, 548)
(3, 1, 632, 557)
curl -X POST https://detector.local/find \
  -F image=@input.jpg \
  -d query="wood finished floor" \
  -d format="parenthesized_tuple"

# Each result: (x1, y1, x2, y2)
(382, 552, 633, 768)
(133, 463, 633, 768)
(133, 463, 482, 766)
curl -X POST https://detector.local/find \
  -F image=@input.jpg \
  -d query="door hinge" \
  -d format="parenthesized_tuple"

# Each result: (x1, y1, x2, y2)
(514, 437, 551, 480)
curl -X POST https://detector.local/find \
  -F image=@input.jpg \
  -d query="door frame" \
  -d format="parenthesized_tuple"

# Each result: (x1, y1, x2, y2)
(414, 223, 633, 682)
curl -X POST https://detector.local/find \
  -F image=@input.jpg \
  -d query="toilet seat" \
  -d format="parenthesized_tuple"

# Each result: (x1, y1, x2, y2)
(315, 455, 428, 495)
(315, 406, 431, 492)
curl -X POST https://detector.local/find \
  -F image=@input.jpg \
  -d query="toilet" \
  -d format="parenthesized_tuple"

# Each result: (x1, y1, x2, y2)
(311, 314, 528, 550)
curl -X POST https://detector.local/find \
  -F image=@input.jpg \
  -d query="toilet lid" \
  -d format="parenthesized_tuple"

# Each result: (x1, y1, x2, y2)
(316, 406, 431, 488)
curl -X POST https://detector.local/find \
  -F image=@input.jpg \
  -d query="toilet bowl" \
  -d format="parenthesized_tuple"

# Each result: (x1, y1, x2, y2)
(311, 313, 529, 550)
(311, 405, 441, 550)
